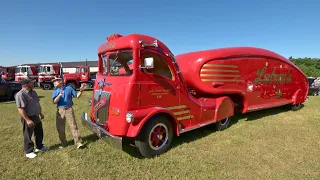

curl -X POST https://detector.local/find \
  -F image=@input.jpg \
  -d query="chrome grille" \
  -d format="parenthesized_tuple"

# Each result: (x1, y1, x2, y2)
(93, 90, 111, 126)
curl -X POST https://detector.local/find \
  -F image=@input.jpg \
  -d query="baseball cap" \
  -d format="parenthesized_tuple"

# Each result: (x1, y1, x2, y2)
(20, 78, 34, 85)
(52, 77, 62, 82)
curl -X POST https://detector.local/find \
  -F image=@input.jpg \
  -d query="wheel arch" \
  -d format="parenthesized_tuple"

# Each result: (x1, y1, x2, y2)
(126, 108, 179, 138)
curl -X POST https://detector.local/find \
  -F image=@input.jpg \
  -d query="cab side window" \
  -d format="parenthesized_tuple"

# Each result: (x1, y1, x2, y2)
(141, 52, 174, 80)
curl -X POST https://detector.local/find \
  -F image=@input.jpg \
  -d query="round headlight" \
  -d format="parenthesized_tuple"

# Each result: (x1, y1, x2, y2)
(126, 112, 134, 123)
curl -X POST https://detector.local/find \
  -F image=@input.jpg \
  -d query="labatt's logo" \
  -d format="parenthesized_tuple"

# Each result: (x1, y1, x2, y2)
(254, 66, 292, 84)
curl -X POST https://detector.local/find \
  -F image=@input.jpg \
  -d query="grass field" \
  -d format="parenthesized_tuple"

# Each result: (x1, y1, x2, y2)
(0, 89, 319, 180)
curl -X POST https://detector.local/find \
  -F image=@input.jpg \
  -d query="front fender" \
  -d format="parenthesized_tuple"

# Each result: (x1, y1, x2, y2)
(214, 96, 234, 122)
(126, 107, 177, 138)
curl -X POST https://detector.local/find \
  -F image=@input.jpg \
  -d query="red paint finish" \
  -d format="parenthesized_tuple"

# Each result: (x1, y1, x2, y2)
(84, 33, 308, 155)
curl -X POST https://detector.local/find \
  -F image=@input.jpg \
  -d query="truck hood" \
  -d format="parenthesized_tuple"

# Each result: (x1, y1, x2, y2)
(94, 75, 130, 92)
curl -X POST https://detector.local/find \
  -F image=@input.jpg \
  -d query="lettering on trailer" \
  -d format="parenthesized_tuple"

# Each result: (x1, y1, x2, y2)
(253, 66, 292, 84)
(148, 89, 170, 99)
(275, 88, 283, 99)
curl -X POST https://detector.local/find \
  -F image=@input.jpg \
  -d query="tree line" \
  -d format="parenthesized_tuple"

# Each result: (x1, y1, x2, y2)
(289, 57, 320, 77)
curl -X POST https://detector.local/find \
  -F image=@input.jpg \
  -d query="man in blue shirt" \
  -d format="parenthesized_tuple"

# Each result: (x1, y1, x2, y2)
(52, 77, 87, 149)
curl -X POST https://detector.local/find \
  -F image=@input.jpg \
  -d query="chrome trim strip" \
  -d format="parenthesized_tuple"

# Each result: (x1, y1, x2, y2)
(179, 120, 215, 134)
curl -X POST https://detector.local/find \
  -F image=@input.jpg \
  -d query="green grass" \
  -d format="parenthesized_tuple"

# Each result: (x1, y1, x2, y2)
(0, 89, 320, 180)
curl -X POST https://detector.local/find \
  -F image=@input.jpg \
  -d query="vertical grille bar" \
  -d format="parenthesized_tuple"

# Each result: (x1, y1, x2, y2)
(93, 90, 111, 126)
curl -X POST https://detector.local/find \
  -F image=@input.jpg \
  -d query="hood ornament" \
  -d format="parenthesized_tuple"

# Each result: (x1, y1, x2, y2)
(98, 78, 112, 96)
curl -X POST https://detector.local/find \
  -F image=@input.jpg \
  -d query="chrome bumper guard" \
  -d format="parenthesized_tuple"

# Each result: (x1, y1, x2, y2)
(81, 112, 122, 149)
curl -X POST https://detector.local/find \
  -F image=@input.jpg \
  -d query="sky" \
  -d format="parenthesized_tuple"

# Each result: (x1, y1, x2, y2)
(0, 0, 319, 66)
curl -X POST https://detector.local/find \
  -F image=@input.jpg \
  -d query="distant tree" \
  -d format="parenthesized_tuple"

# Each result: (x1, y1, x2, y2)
(289, 57, 320, 77)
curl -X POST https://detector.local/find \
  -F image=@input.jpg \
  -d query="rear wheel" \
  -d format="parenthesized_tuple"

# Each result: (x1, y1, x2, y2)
(291, 103, 302, 111)
(135, 115, 173, 158)
(67, 82, 77, 90)
(215, 117, 231, 131)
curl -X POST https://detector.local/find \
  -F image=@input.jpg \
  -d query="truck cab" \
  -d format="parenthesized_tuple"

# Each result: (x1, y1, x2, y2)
(63, 66, 95, 89)
(15, 65, 38, 85)
(38, 64, 61, 90)
(81, 33, 234, 158)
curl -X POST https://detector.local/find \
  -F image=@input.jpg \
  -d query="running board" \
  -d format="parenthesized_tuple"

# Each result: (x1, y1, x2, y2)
(246, 101, 292, 113)
(179, 120, 216, 134)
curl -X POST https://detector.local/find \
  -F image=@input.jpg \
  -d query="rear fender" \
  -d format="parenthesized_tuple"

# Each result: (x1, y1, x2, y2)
(292, 89, 305, 104)
(214, 96, 234, 122)
(126, 107, 179, 137)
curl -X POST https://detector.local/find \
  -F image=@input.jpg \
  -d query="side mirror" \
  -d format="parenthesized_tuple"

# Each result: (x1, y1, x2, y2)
(139, 57, 154, 69)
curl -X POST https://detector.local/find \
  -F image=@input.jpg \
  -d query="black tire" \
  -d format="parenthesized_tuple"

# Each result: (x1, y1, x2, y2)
(67, 82, 77, 90)
(291, 103, 302, 111)
(215, 117, 231, 131)
(314, 91, 319, 96)
(134, 115, 173, 158)
(43, 83, 53, 90)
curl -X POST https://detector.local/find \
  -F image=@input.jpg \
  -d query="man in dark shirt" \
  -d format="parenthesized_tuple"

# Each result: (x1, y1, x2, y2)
(52, 77, 87, 149)
(15, 78, 49, 158)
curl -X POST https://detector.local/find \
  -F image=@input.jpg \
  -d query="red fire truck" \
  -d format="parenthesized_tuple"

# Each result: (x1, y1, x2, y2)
(15, 65, 38, 84)
(81, 33, 308, 158)
(62, 65, 95, 90)
(0, 66, 15, 81)
(38, 64, 61, 90)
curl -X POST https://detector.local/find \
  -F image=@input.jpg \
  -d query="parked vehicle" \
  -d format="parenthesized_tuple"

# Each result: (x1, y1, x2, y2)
(0, 77, 22, 100)
(81, 33, 308, 158)
(38, 64, 61, 90)
(15, 65, 38, 85)
(0, 66, 15, 81)
(62, 65, 95, 89)
(307, 77, 320, 96)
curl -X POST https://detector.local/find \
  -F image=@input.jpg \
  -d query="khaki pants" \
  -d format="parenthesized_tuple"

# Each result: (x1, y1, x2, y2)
(56, 106, 82, 146)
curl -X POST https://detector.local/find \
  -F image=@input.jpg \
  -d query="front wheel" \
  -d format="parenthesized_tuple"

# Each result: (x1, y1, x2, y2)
(135, 116, 173, 158)
(215, 117, 231, 131)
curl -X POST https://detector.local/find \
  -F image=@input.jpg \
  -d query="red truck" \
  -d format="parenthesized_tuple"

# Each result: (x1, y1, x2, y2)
(38, 64, 61, 90)
(62, 65, 95, 90)
(81, 33, 308, 158)
(15, 65, 38, 84)
(0, 66, 15, 81)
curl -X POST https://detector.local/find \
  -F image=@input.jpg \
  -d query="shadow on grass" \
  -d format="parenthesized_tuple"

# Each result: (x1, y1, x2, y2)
(49, 134, 99, 151)
(52, 105, 303, 158)
(121, 105, 301, 159)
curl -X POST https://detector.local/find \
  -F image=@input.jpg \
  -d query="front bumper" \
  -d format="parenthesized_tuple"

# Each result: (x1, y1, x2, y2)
(81, 112, 122, 149)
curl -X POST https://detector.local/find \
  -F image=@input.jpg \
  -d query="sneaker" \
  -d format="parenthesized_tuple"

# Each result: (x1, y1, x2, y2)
(59, 144, 67, 149)
(76, 142, 84, 149)
(26, 152, 37, 158)
(35, 146, 50, 153)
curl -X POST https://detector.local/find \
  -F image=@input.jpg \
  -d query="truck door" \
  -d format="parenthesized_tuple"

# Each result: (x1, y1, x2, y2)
(0, 81, 7, 96)
(138, 49, 181, 113)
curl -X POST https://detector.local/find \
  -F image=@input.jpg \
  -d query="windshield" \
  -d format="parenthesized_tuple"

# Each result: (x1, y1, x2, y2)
(102, 50, 133, 76)
(39, 66, 45, 73)
(39, 66, 51, 73)
(15, 67, 27, 73)
(76, 68, 88, 73)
